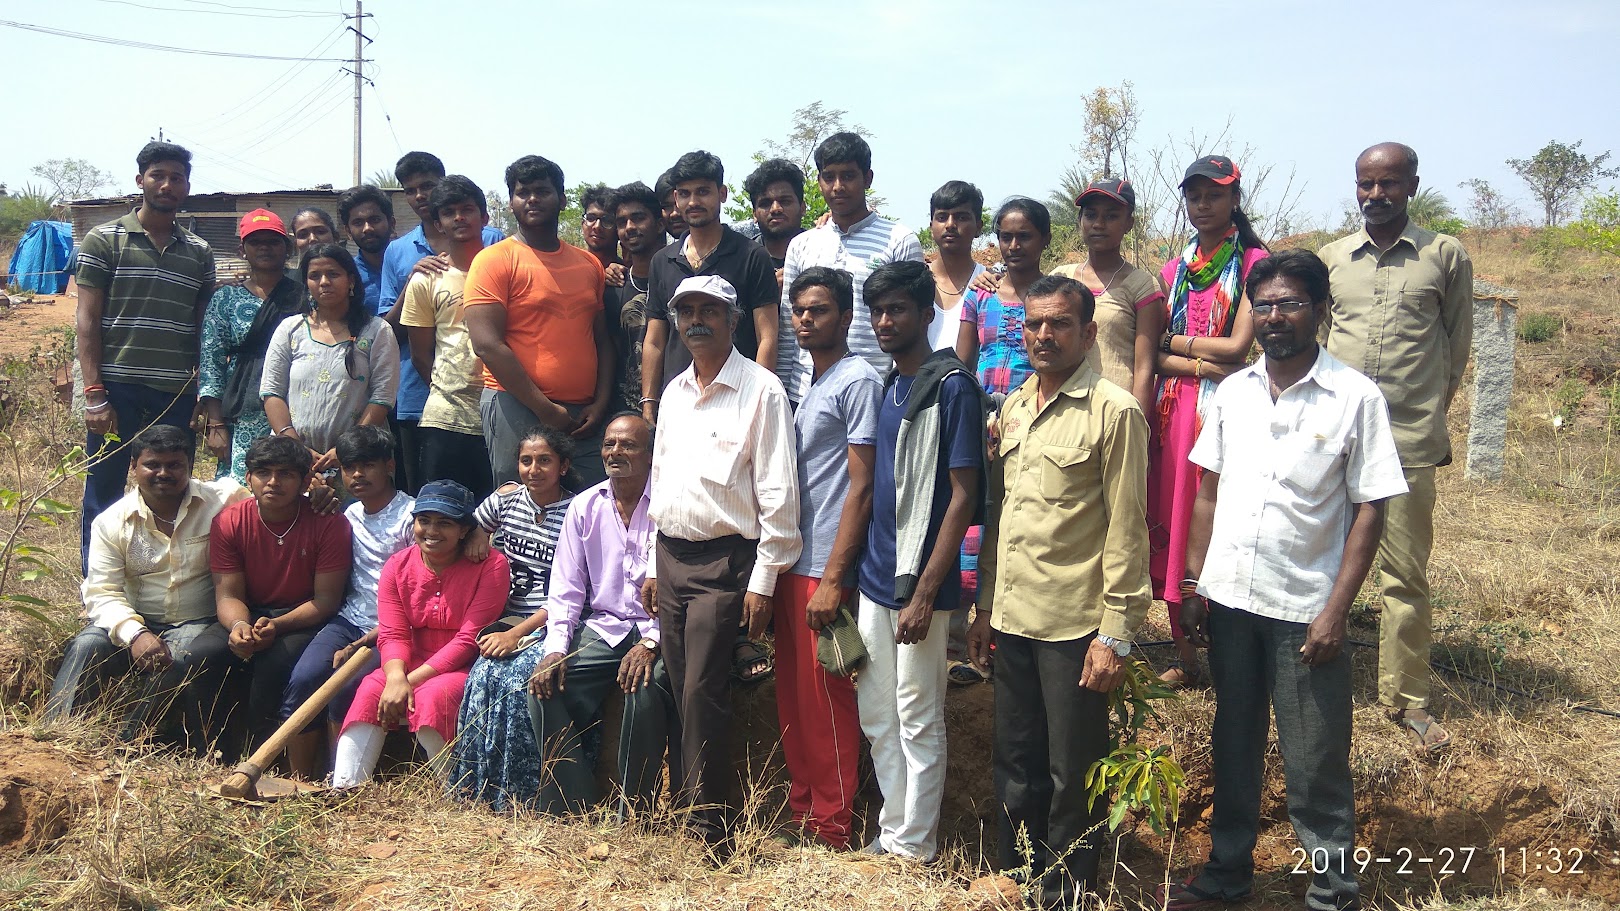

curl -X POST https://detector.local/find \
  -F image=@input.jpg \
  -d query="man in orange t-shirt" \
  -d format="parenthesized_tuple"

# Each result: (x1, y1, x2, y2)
(465, 154, 613, 486)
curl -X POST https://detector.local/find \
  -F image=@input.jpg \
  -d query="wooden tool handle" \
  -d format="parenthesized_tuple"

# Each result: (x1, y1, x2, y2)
(219, 645, 376, 797)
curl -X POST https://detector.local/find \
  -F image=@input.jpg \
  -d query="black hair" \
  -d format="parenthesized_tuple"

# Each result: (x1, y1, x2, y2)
(863, 260, 935, 313)
(298, 242, 371, 379)
(428, 174, 487, 222)
(655, 170, 676, 203)
(579, 184, 613, 212)
(743, 159, 806, 206)
(668, 150, 725, 188)
(790, 266, 855, 313)
(504, 154, 565, 197)
(813, 131, 872, 173)
(337, 184, 395, 228)
(245, 434, 313, 477)
(1243, 248, 1331, 306)
(608, 181, 661, 220)
(136, 141, 193, 176)
(129, 425, 194, 464)
(930, 180, 984, 220)
(394, 151, 446, 184)
(335, 424, 396, 467)
(604, 410, 655, 452)
(1026, 274, 1097, 324)
(517, 423, 581, 493)
(292, 206, 336, 235)
(993, 197, 1052, 239)
(1180, 164, 1268, 252)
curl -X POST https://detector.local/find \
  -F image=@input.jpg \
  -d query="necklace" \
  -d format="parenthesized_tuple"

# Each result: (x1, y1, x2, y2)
(934, 262, 974, 297)
(890, 377, 913, 407)
(628, 271, 648, 294)
(257, 505, 301, 547)
(1086, 258, 1126, 295)
(684, 235, 720, 268)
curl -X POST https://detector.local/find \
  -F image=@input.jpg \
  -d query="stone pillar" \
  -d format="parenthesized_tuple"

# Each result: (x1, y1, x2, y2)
(1465, 281, 1519, 481)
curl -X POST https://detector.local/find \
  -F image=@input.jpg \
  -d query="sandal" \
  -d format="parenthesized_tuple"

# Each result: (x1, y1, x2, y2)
(732, 639, 774, 684)
(948, 659, 989, 686)
(1156, 876, 1247, 911)
(1157, 658, 1204, 689)
(1395, 709, 1452, 754)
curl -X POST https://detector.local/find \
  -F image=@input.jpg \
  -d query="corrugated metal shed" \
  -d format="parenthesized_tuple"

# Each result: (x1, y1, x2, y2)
(67, 187, 424, 273)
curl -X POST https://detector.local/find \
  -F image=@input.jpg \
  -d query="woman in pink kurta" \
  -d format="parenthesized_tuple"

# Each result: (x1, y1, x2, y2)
(331, 480, 509, 788)
(1148, 155, 1269, 687)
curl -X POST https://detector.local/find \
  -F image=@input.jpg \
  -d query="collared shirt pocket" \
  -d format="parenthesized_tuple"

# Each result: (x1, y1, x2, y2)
(699, 432, 743, 486)
(1039, 444, 1094, 503)
(1281, 438, 1341, 497)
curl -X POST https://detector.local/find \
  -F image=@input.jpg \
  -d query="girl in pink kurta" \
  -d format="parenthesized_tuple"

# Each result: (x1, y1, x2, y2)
(331, 480, 509, 788)
(1148, 156, 1269, 687)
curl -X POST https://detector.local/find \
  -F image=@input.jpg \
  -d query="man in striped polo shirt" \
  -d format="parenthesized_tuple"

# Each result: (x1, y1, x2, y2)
(775, 132, 923, 406)
(75, 141, 215, 570)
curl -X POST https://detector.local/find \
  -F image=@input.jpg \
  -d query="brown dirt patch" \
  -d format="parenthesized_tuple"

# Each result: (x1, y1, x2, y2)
(0, 286, 76, 360)
(0, 731, 105, 856)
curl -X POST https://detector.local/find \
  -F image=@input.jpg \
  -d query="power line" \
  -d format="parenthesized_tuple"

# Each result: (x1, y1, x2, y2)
(0, 19, 357, 61)
(171, 25, 347, 135)
(175, 0, 331, 12)
(78, 0, 334, 18)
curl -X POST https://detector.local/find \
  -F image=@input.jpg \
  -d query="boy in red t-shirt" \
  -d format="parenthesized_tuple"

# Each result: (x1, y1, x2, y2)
(197, 435, 352, 757)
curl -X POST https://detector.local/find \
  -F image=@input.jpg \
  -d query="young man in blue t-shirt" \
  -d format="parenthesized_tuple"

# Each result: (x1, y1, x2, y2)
(853, 260, 984, 861)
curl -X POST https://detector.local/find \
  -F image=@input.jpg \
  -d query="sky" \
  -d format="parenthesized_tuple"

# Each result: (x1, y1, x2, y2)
(4, 0, 1619, 236)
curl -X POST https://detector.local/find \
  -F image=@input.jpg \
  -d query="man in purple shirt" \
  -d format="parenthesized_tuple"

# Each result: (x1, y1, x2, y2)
(527, 413, 672, 816)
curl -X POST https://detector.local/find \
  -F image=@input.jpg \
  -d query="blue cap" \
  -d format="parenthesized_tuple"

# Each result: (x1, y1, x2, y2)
(412, 480, 476, 523)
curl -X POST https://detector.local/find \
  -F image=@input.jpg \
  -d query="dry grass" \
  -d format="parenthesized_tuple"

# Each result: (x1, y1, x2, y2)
(3, 230, 1620, 908)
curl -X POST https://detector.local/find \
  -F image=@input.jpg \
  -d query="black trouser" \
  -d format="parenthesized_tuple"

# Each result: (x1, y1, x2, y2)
(193, 614, 317, 757)
(416, 426, 494, 504)
(994, 631, 1111, 901)
(656, 533, 756, 844)
(391, 416, 422, 496)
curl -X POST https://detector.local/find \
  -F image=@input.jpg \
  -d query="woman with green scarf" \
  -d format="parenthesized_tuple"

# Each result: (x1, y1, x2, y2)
(1148, 155, 1268, 687)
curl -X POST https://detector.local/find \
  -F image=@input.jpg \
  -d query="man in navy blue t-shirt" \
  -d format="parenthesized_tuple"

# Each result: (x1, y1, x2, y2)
(853, 260, 984, 861)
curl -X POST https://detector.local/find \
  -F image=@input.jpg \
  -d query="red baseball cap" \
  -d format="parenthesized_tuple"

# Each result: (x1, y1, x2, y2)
(1180, 155, 1241, 188)
(237, 208, 287, 239)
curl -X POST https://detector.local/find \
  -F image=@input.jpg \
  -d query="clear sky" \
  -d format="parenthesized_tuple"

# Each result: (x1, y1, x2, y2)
(5, 0, 1618, 235)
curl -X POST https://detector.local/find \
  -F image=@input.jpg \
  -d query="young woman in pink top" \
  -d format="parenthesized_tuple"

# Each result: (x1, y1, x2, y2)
(331, 480, 509, 788)
(1149, 156, 1269, 687)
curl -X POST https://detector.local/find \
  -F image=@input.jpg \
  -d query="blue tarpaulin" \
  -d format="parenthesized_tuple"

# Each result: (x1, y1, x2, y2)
(7, 220, 73, 293)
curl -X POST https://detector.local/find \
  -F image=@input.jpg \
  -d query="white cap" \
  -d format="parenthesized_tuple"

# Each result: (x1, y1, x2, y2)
(667, 274, 739, 311)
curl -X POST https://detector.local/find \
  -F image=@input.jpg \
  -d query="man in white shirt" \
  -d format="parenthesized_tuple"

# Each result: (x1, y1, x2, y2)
(774, 132, 924, 405)
(641, 274, 801, 853)
(1162, 250, 1407, 911)
(45, 426, 248, 749)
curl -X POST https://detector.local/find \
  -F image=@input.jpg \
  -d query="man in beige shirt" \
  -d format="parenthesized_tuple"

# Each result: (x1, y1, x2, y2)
(1320, 141, 1473, 752)
(45, 426, 248, 749)
(968, 274, 1151, 908)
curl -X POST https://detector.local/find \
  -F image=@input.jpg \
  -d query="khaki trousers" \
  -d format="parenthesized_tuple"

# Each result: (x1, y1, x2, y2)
(1377, 466, 1437, 710)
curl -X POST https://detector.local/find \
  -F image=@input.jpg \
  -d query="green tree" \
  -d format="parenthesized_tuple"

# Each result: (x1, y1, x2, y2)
(368, 168, 402, 189)
(760, 101, 868, 173)
(1568, 192, 1620, 259)
(1507, 140, 1619, 226)
(0, 183, 57, 243)
(30, 158, 112, 203)
(1458, 178, 1520, 229)
(485, 190, 514, 236)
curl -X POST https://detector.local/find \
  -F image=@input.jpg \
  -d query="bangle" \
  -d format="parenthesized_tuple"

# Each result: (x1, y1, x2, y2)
(1184, 336, 1195, 357)
(206, 422, 227, 432)
(84, 383, 107, 394)
(276, 426, 296, 436)
(85, 400, 112, 413)
(1195, 357, 1204, 379)
(638, 397, 658, 406)
(232, 620, 250, 632)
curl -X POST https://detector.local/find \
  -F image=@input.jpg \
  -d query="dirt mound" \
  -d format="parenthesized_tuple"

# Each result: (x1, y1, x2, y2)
(0, 732, 106, 856)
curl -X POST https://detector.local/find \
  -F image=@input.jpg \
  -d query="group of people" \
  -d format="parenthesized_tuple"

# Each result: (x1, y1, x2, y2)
(44, 131, 1473, 911)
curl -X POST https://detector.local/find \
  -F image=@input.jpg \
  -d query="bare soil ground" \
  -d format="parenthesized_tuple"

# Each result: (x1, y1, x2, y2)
(1, 229, 1618, 909)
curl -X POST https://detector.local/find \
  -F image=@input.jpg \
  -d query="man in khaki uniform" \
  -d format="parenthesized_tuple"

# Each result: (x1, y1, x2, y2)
(968, 273, 1151, 908)
(1320, 142, 1472, 752)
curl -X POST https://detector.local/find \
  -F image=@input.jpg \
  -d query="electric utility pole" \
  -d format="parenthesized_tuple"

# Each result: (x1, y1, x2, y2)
(345, 2, 374, 185)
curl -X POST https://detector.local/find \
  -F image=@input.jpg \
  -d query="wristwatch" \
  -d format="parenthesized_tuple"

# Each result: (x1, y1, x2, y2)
(1097, 634, 1131, 658)
(638, 637, 659, 653)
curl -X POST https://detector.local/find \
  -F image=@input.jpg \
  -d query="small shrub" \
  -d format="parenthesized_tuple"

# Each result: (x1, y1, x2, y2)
(1518, 311, 1561, 343)
(1554, 377, 1586, 427)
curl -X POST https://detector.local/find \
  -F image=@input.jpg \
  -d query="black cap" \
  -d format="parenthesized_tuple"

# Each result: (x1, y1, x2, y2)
(1180, 155, 1241, 188)
(1076, 177, 1136, 211)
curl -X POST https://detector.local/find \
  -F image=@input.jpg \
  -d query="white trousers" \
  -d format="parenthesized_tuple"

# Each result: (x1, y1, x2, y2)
(330, 723, 448, 789)
(856, 593, 950, 860)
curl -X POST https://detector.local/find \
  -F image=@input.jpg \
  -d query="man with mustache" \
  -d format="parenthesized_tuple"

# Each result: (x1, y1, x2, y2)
(337, 184, 397, 318)
(1163, 250, 1406, 911)
(1319, 142, 1473, 753)
(75, 141, 215, 570)
(640, 151, 780, 421)
(642, 274, 800, 855)
(740, 158, 808, 281)
(967, 274, 1149, 908)
(603, 182, 667, 411)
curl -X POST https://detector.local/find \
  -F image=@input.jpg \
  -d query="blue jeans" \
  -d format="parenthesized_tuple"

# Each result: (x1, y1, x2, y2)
(282, 615, 377, 729)
(82, 380, 197, 571)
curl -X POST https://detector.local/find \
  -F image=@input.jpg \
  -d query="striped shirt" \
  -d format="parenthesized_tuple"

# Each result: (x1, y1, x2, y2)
(75, 211, 215, 393)
(474, 485, 574, 618)
(775, 211, 923, 405)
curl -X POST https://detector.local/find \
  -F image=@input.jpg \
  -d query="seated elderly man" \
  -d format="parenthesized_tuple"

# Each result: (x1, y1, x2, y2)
(44, 426, 247, 750)
(527, 413, 673, 816)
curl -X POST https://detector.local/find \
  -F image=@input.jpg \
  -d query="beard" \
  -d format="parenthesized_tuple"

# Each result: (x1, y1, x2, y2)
(1259, 332, 1314, 361)
(1360, 200, 1399, 225)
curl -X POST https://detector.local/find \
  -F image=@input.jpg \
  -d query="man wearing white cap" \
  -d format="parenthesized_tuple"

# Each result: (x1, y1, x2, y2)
(642, 274, 801, 853)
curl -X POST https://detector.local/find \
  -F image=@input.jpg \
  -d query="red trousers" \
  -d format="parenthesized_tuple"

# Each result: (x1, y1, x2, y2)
(773, 573, 861, 849)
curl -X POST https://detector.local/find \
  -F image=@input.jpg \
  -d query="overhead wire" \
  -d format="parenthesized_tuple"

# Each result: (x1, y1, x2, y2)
(175, 0, 331, 12)
(78, 0, 334, 19)
(225, 70, 347, 150)
(0, 18, 352, 61)
(171, 24, 347, 135)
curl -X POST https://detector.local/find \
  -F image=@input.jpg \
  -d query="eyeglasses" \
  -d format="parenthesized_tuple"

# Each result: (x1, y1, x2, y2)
(1250, 300, 1313, 317)
(583, 212, 606, 224)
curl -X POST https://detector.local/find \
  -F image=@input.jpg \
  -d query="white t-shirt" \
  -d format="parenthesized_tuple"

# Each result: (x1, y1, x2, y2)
(930, 263, 986, 352)
(336, 490, 416, 628)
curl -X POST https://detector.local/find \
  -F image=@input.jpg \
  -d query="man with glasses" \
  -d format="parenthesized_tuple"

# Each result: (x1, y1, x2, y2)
(580, 185, 623, 272)
(1162, 250, 1405, 911)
